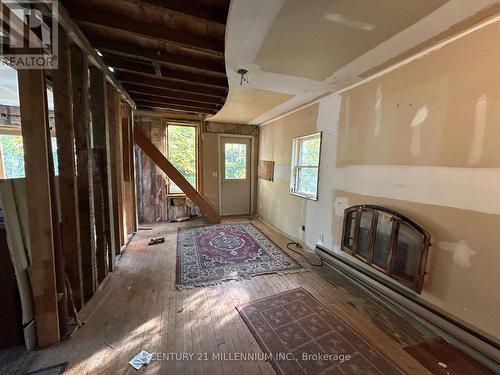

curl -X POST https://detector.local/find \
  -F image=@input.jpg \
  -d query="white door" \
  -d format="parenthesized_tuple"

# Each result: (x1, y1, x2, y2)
(220, 137, 251, 215)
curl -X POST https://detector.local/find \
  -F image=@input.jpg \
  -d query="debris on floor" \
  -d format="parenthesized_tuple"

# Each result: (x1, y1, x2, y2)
(129, 350, 153, 370)
(438, 362, 448, 368)
(148, 237, 165, 245)
(172, 216, 191, 222)
(138, 227, 153, 231)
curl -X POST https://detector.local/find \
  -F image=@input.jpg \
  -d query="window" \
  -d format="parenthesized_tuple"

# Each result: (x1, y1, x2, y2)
(290, 132, 321, 200)
(224, 143, 246, 179)
(166, 124, 197, 194)
(0, 66, 58, 180)
(341, 205, 431, 293)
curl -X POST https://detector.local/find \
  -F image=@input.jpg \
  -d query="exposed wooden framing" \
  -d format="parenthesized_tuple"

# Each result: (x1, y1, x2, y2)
(103, 56, 155, 76)
(41, 2, 135, 107)
(18, 69, 59, 347)
(52, 29, 83, 310)
(131, 93, 218, 111)
(135, 101, 214, 114)
(107, 86, 125, 252)
(117, 71, 226, 98)
(134, 127, 221, 224)
(105, 56, 227, 88)
(121, 103, 135, 236)
(88, 36, 226, 74)
(134, 110, 205, 121)
(66, 5, 224, 55)
(90, 66, 111, 283)
(139, 0, 227, 25)
(130, 114, 138, 232)
(70, 45, 97, 300)
(123, 83, 223, 105)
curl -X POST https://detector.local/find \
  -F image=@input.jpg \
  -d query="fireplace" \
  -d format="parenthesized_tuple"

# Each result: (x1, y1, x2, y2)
(341, 205, 431, 293)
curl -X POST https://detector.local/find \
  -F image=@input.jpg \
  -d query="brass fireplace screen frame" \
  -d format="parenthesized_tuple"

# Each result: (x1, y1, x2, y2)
(341, 205, 431, 293)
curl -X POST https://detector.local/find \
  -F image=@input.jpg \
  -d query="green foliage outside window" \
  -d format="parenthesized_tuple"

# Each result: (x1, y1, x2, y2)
(0, 135, 24, 178)
(167, 125, 196, 193)
(0, 135, 59, 179)
(224, 143, 246, 179)
(299, 137, 320, 166)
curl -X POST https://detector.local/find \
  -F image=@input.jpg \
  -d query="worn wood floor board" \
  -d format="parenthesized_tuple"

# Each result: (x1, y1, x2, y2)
(18, 218, 491, 375)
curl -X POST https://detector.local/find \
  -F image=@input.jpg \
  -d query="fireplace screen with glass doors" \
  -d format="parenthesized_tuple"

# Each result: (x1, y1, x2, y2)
(341, 205, 431, 293)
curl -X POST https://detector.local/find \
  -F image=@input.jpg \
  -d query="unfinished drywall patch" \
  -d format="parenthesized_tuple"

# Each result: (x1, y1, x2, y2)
(337, 18, 500, 168)
(468, 94, 488, 165)
(334, 197, 349, 217)
(437, 240, 476, 268)
(409, 105, 428, 158)
(373, 84, 383, 139)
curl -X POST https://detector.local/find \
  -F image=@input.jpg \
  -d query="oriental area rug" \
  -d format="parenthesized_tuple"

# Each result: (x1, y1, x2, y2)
(176, 223, 302, 288)
(236, 288, 403, 375)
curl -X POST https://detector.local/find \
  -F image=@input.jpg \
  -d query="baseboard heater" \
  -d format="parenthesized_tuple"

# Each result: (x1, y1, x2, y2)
(315, 245, 500, 368)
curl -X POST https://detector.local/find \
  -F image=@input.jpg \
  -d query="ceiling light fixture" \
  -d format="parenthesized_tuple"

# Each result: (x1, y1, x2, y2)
(237, 68, 249, 85)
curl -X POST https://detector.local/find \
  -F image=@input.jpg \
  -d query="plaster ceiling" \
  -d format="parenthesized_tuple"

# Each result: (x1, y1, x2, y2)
(208, 86, 293, 123)
(255, 0, 449, 81)
(208, 0, 500, 125)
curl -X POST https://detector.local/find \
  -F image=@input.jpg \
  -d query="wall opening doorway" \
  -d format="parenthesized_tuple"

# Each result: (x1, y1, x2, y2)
(219, 136, 252, 216)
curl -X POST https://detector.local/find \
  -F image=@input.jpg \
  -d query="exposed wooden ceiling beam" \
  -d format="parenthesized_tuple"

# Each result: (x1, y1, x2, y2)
(134, 109, 205, 121)
(38, 2, 135, 107)
(139, 0, 227, 25)
(103, 55, 228, 88)
(152, 62, 162, 77)
(66, 4, 224, 55)
(131, 93, 218, 111)
(116, 71, 227, 98)
(88, 35, 226, 74)
(135, 100, 214, 114)
(123, 83, 224, 105)
(102, 56, 155, 75)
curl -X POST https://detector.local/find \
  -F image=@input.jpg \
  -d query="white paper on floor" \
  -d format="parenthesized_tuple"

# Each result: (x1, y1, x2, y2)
(129, 350, 153, 370)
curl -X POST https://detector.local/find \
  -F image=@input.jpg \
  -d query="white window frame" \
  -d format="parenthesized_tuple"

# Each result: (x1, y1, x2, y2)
(290, 132, 322, 200)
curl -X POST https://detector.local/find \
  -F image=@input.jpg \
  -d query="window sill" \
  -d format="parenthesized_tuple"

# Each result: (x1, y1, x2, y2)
(290, 191, 318, 201)
(166, 193, 186, 198)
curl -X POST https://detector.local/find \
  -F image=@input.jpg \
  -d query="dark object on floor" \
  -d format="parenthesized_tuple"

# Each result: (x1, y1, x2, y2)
(286, 242, 323, 267)
(404, 337, 496, 374)
(237, 287, 403, 375)
(176, 223, 302, 288)
(174, 217, 191, 222)
(138, 227, 153, 231)
(148, 237, 165, 245)
(25, 362, 67, 374)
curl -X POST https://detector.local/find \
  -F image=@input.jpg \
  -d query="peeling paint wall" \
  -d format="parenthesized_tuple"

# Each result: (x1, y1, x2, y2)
(135, 119, 168, 223)
(258, 19, 500, 341)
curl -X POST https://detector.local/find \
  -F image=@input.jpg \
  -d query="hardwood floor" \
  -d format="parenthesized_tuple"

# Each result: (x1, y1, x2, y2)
(18, 218, 484, 374)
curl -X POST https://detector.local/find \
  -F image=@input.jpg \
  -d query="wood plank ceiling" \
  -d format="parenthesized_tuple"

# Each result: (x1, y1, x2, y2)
(61, 0, 230, 115)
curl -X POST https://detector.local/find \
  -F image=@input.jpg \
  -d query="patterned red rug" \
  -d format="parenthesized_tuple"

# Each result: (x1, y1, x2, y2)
(237, 288, 403, 375)
(176, 223, 302, 288)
